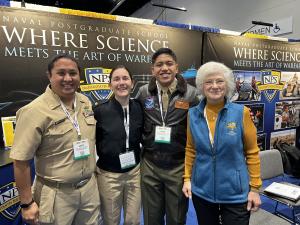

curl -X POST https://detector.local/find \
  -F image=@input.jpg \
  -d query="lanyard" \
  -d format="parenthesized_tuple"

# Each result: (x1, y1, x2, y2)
(123, 105, 130, 150)
(60, 98, 81, 138)
(204, 106, 214, 147)
(156, 82, 168, 126)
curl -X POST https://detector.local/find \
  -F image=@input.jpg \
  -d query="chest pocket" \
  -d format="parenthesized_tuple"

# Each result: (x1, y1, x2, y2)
(40, 119, 74, 153)
(84, 116, 96, 126)
(48, 122, 73, 136)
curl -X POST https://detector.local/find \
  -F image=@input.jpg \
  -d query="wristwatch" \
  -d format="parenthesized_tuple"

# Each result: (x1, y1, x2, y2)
(20, 199, 35, 209)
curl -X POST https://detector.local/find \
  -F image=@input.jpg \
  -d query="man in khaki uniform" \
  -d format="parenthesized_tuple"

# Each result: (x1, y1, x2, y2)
(10, 54, 100, 225)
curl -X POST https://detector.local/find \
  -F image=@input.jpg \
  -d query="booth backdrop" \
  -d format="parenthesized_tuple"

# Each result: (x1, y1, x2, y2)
(1, 6, 300, 225)
(0, 6, 203, 225)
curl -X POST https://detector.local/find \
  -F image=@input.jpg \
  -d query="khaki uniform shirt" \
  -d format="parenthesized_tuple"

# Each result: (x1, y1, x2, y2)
(10, 86, 96, 183)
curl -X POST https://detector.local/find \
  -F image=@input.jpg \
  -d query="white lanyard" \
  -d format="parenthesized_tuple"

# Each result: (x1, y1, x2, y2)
(60, 98, 81, 138)
(156, 82, 168, 126)
(123, 105, 130, 150)
(204, 106, 214, 147)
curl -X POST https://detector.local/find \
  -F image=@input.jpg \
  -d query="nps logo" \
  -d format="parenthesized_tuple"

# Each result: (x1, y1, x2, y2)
(0, 182, 20, 220)
(144, 97, 155, 110)
(257, 70, 284, 102)
(226, 122, 237, 135)
(80, 67, 113, 101)
(227, 122, 236, 129)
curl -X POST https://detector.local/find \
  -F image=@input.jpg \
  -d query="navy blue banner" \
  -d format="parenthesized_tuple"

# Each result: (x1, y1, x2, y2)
(203, 32, 300, 150)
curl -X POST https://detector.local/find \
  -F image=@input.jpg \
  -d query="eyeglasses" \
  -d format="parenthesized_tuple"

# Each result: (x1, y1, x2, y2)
(203, 79, 225, 87)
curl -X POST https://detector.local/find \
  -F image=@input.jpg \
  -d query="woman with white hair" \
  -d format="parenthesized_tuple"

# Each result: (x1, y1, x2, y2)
(182, 61, 262, 225)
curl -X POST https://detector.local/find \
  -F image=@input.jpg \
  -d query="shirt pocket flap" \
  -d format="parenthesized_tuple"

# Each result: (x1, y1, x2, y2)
(84, 116, 96, 125)
(48, 122, 73, 136)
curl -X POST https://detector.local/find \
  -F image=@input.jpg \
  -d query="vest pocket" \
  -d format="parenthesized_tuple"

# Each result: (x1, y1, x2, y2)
(236, 170, 243, 193)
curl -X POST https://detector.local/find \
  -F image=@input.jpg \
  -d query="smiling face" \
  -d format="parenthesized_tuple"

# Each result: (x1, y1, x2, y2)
(48, 58, 80, 102)
(152, 53, 178, 87)
(110, 68, 133, 99)
(203, 73, 227, 104)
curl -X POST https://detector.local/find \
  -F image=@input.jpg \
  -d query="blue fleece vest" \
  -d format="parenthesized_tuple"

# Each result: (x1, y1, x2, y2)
(189, 99, 249, 203)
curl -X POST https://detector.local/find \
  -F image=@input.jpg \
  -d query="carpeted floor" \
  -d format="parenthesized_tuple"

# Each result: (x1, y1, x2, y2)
(121, 174, 300, 225)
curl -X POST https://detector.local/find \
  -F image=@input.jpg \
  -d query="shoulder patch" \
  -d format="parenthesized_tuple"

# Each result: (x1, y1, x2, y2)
(95, 99, 109, 106)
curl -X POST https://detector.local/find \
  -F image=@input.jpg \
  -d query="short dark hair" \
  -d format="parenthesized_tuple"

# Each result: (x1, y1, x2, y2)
(152, 48, 177, 64)
(47, 53, 81, 74)
(109, 65, 133, 83)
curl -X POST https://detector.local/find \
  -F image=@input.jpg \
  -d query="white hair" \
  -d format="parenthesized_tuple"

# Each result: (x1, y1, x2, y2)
(195, 61, 235, 99)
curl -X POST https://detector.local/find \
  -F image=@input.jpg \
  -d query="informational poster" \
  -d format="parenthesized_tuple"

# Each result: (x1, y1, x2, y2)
(203, 32, 300, 150)
(270, 129, 296, 149)
(244, 103, 264, 132)
(0, 7, 203, 148)
(1, 116, 16, 147)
